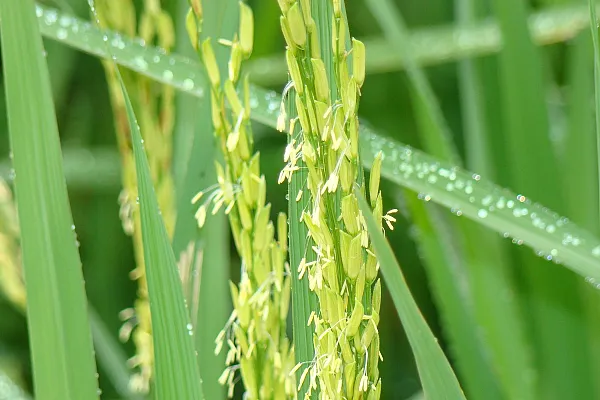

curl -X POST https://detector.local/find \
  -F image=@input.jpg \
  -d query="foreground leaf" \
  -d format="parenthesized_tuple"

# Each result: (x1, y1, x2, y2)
(355, 188, 466, 400)
(89, 4, 205, 396)
(0, 1, 99, 398)
(121, 76, 204, 400)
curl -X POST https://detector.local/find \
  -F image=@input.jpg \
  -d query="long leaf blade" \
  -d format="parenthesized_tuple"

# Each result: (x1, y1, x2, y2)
(120, 80, 203, 399)
(0, 1, 100, 399)
(355, 188, 465, 400)
(121, 81, 204, 398)
(88, 4, 206, 394)
(37, 4, 600, 283)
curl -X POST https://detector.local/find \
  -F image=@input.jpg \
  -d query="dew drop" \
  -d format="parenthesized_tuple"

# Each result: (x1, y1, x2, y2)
(133, 56, 148, 70)
(592, 246, 600, 257)
(71, 224, 76, 230)
(162, 70, 174, 81)
(477, 209, 488, 219)
(59, 15, 72, 28)
(267, 100, 279, 113)
(183, 78, 195, 90)
(57, 29, 68, 40)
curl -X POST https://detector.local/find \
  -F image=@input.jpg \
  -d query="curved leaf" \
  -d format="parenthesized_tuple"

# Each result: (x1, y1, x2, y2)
(355, 188, 466, 400)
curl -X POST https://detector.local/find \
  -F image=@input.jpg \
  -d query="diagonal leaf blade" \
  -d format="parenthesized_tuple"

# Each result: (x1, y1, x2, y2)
(118, 79, 204, 399)
(89, 3, 205, 395)
(0, 1, 99, 399)
(355, 188, 466, 400)
(37, 4, 600, 284)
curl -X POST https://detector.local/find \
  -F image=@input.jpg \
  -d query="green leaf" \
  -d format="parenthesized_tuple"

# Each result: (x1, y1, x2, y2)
(403, 198, 503, 400)
(245, 4, 593, 85)
(89, 6, 205, 397)
(0, 1, 99, 399)
(37, 3, 600, 283)
(355, 188, 466, 400)
(120, 79, 204, 399)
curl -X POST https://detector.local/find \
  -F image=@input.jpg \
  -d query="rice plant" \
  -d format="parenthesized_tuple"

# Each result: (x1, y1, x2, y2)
(2, 0, 600, 399)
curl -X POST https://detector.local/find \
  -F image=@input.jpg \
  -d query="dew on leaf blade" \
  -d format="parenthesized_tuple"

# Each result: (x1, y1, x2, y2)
(183, 78, 195, 90)
(57, 29, 67, 40)
(162, 70, 174, 81)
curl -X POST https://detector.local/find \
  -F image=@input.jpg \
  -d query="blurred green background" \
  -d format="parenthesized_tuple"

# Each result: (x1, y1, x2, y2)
(1, 0, 599, 399)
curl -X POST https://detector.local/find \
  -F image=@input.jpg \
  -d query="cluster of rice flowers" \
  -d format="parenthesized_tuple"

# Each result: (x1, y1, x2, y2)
(276, 0, 397, 398)
(188, 2, 296, 398)
(95, 0, 176, 393)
